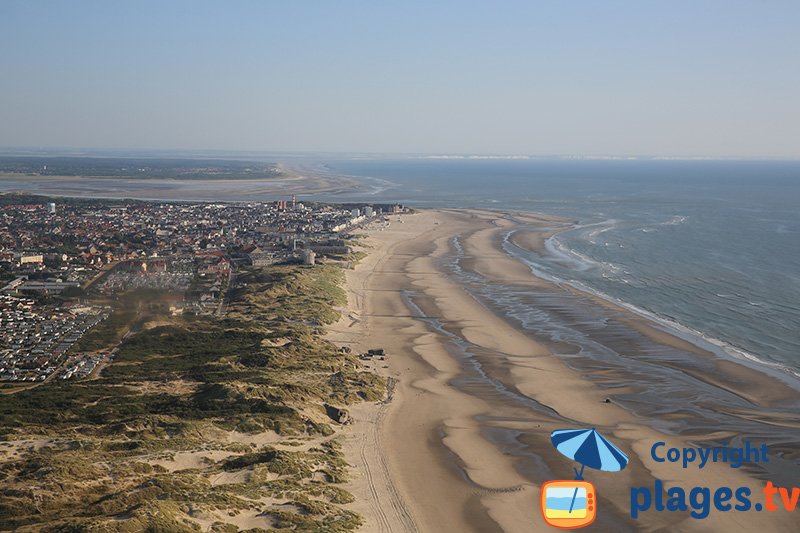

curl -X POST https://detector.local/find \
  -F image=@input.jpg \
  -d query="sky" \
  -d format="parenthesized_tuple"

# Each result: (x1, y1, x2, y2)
(1, 1, 799, 157)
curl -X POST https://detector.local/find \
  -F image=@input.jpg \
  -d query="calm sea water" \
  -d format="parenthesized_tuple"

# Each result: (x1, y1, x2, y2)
(320, 158, 800, 378)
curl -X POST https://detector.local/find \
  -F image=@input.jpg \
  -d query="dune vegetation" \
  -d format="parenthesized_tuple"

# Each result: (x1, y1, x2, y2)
(0, 264, 383, 532)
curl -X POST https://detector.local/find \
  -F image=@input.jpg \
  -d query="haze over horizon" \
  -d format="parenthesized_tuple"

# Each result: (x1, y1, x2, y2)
(2, 1, 799, 158)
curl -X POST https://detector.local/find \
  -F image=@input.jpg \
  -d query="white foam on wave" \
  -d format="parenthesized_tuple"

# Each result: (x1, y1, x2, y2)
(503, 229, 800, 388)
(537, 219, 619, 271)
(583, 220, 619, 242)
(632, 215, 689, 235)
(544, 237, 596, 272)
(660, 215, 689, 226)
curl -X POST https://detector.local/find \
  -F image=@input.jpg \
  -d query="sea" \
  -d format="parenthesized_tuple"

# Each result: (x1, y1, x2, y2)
(3, 156, 799, 382)
(314, 158, 800, 381)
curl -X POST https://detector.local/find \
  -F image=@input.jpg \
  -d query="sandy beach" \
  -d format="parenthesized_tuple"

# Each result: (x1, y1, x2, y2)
(330, 209, 799, 532)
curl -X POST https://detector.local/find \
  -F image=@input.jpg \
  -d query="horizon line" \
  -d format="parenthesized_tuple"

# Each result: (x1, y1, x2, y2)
(1, 146, 799, 162)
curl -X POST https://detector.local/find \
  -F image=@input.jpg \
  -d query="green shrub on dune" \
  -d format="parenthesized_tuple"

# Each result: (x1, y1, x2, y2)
(0, 264, 381, 531)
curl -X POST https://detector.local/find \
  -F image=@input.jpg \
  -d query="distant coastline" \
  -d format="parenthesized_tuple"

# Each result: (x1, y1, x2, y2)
(3, 156, 799, 378)
(0, 170, 366, 202)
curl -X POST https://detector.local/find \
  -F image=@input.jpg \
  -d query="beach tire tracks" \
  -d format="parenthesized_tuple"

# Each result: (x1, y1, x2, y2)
(359, 237, 419, 532)
(357, 393, 419, 532)
(351, 224, 436, 532)
(359, 401, 392, 532)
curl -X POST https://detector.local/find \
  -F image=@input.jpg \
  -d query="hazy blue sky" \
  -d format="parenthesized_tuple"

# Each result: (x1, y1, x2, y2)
(1, 1, 799, 157)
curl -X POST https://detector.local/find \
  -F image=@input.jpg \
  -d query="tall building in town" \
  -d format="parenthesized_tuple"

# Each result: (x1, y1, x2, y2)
(301, 249, 316, 266)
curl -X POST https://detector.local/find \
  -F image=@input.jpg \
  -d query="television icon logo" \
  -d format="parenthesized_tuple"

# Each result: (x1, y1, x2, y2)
(540, 480, 597, 529)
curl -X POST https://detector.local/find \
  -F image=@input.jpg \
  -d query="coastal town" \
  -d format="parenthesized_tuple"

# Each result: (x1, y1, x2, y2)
(0, 193, 404, 385)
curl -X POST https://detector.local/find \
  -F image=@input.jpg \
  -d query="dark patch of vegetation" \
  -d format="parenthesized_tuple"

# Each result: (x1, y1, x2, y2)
(106, 326, 264, 381)
(265, 495, 363, 532)
(0, 264, 380, 531)
(73, 308, 136, 352)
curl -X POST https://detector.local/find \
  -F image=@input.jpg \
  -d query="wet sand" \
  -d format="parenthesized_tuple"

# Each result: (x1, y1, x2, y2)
(0, 170, 366, 201)
(335, 209, 799, 532)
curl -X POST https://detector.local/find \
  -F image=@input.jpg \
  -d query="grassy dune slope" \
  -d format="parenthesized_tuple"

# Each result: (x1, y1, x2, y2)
(0, 264, 384, 532)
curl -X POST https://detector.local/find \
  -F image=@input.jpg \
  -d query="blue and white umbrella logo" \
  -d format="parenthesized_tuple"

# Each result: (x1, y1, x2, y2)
(550, 427, 629, 480)
(548, 428, 629, 518)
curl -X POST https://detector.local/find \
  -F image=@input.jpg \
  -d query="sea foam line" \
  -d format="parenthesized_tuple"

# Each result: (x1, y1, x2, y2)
(501, 230, 800, 388)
